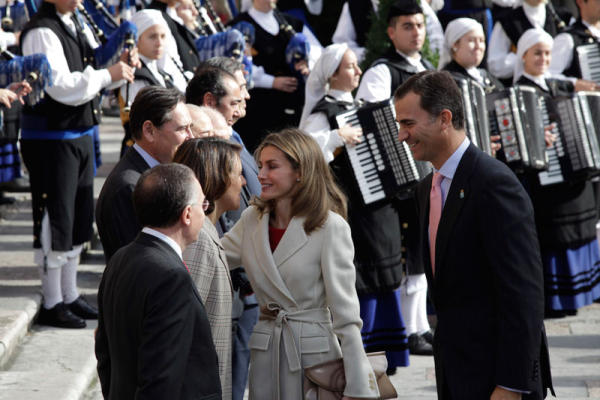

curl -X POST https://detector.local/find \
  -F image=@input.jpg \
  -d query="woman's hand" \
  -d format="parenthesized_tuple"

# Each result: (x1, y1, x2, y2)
(490, 134, 501, 157)
(544, 124, 557, 148)
(338, 125, 362, 146)
(294, 60, 309, 76)
(574, 78, 599, 92)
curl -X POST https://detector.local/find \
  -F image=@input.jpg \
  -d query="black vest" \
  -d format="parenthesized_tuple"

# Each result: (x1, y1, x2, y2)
(498, 5, 559, 47)
(20, 2, 100, 131)
(443, 60, 504, 92)
(148, 1, 200, 73)
(372, 48, 434, 94)
(229, 10, 303, 76)
(563, 19, 600, 79)
(348, 0, 373, 48)
(134, 61, 175, 89)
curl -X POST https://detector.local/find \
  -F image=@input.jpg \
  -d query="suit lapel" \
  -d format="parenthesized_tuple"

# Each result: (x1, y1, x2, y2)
(126, 146, 151, 173)
(434, 145, 478, 278)
(272, 217, 308, 267)
(251, 213, 297, 306)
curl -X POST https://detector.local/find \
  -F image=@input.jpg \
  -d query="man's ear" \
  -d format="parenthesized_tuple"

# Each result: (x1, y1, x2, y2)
(203, 92, 217, 107)
(180, 204, 192, 227)
(142, 120, 155, 142)
(439, 109, 453, 129)
(386, 25, 395, 41)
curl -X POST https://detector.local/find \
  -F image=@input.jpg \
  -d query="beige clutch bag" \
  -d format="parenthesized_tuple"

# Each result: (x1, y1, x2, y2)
(303, 351, 397, 400)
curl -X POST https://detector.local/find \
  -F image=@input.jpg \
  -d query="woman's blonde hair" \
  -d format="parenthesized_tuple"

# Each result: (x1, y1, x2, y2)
(252, 128, 347, 234)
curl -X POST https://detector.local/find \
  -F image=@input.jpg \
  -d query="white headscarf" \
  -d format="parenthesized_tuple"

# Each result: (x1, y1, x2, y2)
(131, 9, 169, 38)
(299, 43, 349, 128)
(513, 28, 553, 83)
(438, 17, 484, 70)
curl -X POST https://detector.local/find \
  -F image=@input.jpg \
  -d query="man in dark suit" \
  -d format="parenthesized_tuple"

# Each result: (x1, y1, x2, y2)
(96, 86, 193, 262)
(95, 163, 221, 400)
(394, 71, 554, 400)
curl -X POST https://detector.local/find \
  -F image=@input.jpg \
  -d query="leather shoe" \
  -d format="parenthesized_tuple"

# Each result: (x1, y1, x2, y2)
(67, 296, 98, 319)
(37, 302, 86, 329)
(408, 333, 433, 355)
(421, 330, 434, 345)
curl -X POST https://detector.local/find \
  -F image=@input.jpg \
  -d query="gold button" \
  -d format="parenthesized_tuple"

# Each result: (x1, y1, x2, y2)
(402, 222, 408, 229)
(189, 50, 193, 54)
(41, 193, 47, 199)
(401, 258, 406, 263)
(94, 110, 98, 114)
(401, 246, 406, 252)
(401, 235, 405, 240)
(39, 207, 43, 211)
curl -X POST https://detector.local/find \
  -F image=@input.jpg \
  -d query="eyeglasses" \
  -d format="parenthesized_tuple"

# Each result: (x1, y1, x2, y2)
(190, 199, 210, 212)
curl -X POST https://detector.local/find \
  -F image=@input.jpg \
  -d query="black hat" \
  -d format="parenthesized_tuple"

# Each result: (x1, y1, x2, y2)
(387, 0, 423, 23)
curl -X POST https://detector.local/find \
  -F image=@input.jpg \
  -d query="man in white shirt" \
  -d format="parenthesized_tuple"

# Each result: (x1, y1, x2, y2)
(20, 0, 136, 329)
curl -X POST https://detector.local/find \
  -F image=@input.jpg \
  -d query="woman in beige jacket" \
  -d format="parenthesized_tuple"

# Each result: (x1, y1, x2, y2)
(174, 138, 246, 400)
(222, 129, 380, 399)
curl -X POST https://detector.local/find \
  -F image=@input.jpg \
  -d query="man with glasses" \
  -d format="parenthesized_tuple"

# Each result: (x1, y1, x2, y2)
(96, 86, 194, 262)
(96, 163, 221, 400)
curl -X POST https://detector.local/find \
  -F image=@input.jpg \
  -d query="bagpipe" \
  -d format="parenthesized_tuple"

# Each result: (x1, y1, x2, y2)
(232, 20, 254, 87)
(273, 10, 309, 78)
(0, 49, 52, 106)
(76, 0, 137, 68)
(0, 0, 30, 32)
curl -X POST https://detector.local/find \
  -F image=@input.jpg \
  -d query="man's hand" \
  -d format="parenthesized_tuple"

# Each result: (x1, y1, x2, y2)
(108, 61, 135, 83)
(8, 80, 32, 104)
(544, 123, 558, 148)
(0, 88, 17, 107)
(338, 124, 362, 146)
(273, 76, 298, 93)
(120, 46, 141, 69)
(490, 386, 522, 400)
(490, 134, 501, 157)
(294, 59, 309, 76)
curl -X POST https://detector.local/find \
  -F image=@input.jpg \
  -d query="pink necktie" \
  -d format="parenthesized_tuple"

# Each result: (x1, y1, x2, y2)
(429, 172, 444, 275)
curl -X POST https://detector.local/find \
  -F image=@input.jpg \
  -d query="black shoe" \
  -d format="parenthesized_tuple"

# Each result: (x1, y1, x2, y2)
(0, 176, 30, 192)
(544, 309, 568, 319)
(386, 367, 397, 376)
(67, 296, 98, 319)
(408, 333, 433, 356)
(37, 302, 86, 329)
(421, 330, 434, 345)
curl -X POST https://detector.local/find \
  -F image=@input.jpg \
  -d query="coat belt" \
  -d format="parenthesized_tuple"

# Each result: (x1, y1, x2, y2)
(259, 303, 331, 400)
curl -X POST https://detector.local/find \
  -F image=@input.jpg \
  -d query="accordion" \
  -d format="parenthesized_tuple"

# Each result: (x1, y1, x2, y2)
(335, 99, 429, 205)
(487, 86, 548, 172)
(576, 43, 600, 83)
(454, 76, 492, 155)
(538, 91, 600, 186)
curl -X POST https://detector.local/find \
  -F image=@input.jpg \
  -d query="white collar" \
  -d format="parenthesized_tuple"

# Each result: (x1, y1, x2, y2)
(397, 49, 425, 71)
(142, 227, 183, 259)
(133, 142, 160, 168)
(582, 19, 600, 40)
(523, 72, 549, 91)
(466, 67, 482, 83)
(248, 6, 279, 36)
(327, 88, 354, 103)
(523, 2, 546, 29)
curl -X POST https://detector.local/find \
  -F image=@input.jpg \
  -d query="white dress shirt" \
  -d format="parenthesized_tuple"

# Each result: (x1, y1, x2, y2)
(332, 0, 443, 63)
(300, 89, 350, 163)
(488, 3, 547, 79)
(549, 20, 600, 80)
(133, 142, 160, 167)
(21, 10, 124, 106)
(355, 50, 427, 103)
(142, 227, 183, 260)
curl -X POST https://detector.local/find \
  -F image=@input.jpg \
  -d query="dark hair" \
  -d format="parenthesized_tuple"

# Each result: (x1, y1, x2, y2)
(173, 138, 242, 214)
(133, 163, 198, 228)
(252, 128, 347, 234)
(129, 86, 184, 141)
(186, 65, 236, 106)
(200, 57, 244, 76)
(393, 71, 464, 130)
(387, 0, 423, 26)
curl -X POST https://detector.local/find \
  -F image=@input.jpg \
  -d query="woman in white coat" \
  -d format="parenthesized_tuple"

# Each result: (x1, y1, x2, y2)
(222, 129, 380, 399)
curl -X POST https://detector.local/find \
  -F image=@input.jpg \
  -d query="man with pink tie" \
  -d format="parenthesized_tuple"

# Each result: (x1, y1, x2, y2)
(394, 70, 554, 400)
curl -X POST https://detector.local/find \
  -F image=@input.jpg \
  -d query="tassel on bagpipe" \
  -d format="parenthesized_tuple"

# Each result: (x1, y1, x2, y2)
(0, 51, 52, 105)
(232, 21, 255, 86)
(195, 28, 244, 62)
(76, 4, 138, 68)
(82, 0, 119, 35)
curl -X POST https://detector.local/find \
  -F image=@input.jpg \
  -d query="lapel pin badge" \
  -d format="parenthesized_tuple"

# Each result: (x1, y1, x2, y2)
(459, 189, 465, 199)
